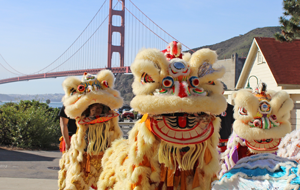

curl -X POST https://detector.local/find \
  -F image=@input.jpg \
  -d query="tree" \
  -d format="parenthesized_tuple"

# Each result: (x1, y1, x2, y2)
(0, 100, 60, 149)
(275, 0, 300, 42)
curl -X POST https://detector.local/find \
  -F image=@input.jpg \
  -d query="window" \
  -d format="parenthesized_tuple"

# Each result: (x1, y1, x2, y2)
(257, 51, 265, 64)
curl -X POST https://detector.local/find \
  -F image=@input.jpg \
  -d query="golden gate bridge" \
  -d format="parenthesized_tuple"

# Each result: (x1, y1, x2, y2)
(0, 0, 193, 84)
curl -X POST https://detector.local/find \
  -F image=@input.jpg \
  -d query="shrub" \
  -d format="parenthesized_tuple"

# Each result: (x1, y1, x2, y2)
(0, 100, 60, 149)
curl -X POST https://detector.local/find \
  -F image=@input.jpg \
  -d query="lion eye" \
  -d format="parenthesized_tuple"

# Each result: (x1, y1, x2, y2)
(208, 81, 215, 85)
(162, 76, 174, 88)
(189, 76, 199, 88)
(238, 107, 248, 115)
(141, 72, 155, 84)
(77, 85, 85, 93)
(70, 88, 77, 96)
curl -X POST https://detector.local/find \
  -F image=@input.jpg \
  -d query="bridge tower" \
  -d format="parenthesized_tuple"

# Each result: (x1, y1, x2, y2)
(107, 0, 125, 69)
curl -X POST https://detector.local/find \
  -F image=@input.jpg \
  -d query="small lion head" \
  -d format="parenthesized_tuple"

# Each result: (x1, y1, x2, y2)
(62, 70, 123, 119)
(232, 82, 294, 153)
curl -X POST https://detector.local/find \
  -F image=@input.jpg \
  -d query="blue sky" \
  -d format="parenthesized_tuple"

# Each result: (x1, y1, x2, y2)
(0, 0, 284, 95)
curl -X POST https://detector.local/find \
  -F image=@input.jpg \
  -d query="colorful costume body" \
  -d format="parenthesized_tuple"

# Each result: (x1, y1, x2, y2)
(213, 154, 300, 189)
(58, 70, 123, 190)
(98, 47, 227, 190)
(219, 83, 294, 177)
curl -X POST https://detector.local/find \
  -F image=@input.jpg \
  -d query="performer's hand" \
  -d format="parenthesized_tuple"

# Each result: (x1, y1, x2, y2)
(65, 140, 71, 150)
(65, 141, 70, 150)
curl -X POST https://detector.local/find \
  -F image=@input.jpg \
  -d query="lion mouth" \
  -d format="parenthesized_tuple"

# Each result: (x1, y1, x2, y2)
(245, 138, 281, 151)
(77, 103, 118, 125)
(150, 112, 215, 145)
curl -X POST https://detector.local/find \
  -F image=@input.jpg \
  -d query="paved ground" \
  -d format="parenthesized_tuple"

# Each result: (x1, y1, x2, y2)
(0, 124, 135, 189)
(0, 148, 61, 189)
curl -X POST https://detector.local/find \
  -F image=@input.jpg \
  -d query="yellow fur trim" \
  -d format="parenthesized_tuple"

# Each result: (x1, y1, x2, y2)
(131, 93, 227, 115)
(96, 69, 115, 88)
(63, 90, 123, 119)
(182, 52, 191, 63)
(233, 120, 291, 141)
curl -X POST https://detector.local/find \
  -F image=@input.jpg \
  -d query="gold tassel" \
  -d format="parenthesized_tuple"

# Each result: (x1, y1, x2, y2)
(180, 171, 186, 190)
(192, 168, 200, 188)
(86, 154, 91, 173)
(167, 168, 174, 187)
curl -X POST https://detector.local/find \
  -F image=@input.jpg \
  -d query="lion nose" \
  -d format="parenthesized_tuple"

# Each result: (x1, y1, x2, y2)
(173, 62, 185, 70)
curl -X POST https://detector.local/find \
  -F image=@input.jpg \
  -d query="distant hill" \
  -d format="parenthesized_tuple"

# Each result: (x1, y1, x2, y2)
(114, 74, 134, 105)
(0, 75, 134, 106)
(188, 26, 281, 59)
(0, 93, 64, 102)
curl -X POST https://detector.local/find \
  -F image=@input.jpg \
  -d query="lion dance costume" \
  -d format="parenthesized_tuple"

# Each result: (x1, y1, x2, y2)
(58, 70, 123, 190)
(98, 45, 227, 190)
(219, 82, 294, 177)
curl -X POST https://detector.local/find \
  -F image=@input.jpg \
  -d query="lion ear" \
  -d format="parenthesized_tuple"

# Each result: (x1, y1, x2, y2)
(182, 52, 191, 63)
(130, 48, 169, 95)
(62, 76, 81, 96)
(96, 70, 115, 88)
(189, 48, 225, 83)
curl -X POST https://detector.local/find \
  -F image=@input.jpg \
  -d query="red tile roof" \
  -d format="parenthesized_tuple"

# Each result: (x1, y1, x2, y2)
(255, 37, 300, 85)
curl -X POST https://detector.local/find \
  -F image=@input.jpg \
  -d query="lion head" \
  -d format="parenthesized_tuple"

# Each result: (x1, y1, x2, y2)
(62, 70, 123, 118)
(130, 48, 227, 145)
(62, 70, 123, 155)
(232, 83, 294, 153)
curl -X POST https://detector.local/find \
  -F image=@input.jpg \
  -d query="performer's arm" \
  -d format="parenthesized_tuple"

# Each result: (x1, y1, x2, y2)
(60, 117, 70, 150)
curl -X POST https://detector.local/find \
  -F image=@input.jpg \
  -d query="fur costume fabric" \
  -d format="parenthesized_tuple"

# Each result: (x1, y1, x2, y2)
(278, 129, 300, 163)
(97, 46, 227, 190)
(58, 70, 123, 190)
(219, 83, 294, 177)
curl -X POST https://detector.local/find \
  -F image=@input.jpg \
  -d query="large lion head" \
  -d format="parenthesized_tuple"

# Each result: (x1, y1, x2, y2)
(232, 83, 294, 153)
(130, 48, 227, 146)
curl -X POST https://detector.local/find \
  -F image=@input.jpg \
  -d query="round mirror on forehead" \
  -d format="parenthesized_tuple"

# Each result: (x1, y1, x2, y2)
(173, 62, 185, 70)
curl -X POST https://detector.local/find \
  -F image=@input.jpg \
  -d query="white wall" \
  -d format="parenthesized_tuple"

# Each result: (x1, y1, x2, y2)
(290, 94, 300, 130)
(245, 51, 282, 91)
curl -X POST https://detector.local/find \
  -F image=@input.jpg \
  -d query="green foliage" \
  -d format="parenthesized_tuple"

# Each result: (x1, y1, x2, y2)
(275, 0, 300, 41)
(0, 100, 60, 149)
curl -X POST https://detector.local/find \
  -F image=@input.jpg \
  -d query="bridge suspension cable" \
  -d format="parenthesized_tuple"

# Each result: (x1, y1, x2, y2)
(46, 12, 111, 73)
(0, 0, 195, 83)
(0, 53, 25, 75)
(126, 0, 194, 52)
(31, 0, 109, 74)
(0, 60, 20, 75)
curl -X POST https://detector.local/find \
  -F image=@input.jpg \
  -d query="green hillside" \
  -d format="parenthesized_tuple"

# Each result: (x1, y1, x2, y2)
(189, 26, 281, 59)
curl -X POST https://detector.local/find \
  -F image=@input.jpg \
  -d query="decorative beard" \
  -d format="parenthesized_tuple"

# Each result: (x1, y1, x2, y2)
(158, 141, 207, 171)
(86, 122, 111, 155)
